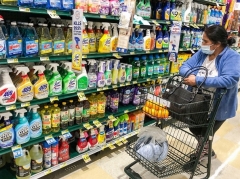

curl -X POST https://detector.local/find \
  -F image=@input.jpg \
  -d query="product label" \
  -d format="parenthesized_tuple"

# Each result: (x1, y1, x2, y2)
(0, 40, 6, 56)
(53, 40, 65, 54)
(159, 64, 165, 74)
(51, 146, 58, 165)
(90, 103, 97, 115)
(31, 158, 43, 170)
(66, 79, 76, 92)
(67, 41, 72, 53)
(122, 89, 130, 105)
(37, 84, 48, 98)
(49, 0, 61, 8)
(16, 163, 30, 177)
(147, 67, 153, 76)
(53, 80, 62, 93)
(60, 111, 69, 122)
(68, 108, 75, 121)
(82, 108, 90, 117)
(29, 120, 42, 137)
(52, 113, 60, 128)
(40, 40, 52, 54)
(43, 147, 51, 168)
(89, 37, 96, 51)
(133, 68, 139, 78)
(154, 65, 159, 75)
(17, 125, 29, 140)
(0, 129, 14, 148)
(140, 67, 146, 77)
(78, 76, 88, 90)
(75, 107, 83, 117)
(34, 0, 47, 5)
(19, 86, 33, 100)
(25, 40, 38, 55)
(8, 40, 22, 56)
(62, 0, 74, 9)
(156, 38, 163, 49)
(97, 101, 105, 114)
(0, 88, 16, 104)
(43, 115, 51, 129)
(89, 77, 97, 88)
(110, 97, 119, 109)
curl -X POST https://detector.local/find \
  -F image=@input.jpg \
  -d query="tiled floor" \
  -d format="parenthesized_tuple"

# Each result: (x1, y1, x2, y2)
(61, 101, 240, 179)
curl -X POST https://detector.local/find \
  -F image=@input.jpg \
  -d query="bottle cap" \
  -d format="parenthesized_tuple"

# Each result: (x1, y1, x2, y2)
(54, 104, 58, 107)
(44, 105, 49, 109)
(62, 102, 66, 105)
(69, 100, 73, 103)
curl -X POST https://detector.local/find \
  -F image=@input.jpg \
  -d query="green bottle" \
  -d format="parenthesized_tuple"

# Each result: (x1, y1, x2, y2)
(62, 62, 77, 94)
(146, 55, 154, 77)
(132, 57, 140, 80)
(159, 54, 165, 76)
(48, 63, 62, 96)
(163, 54, 170, 75)
(140, 56, 147, 78)
(153, 54, 160, 76)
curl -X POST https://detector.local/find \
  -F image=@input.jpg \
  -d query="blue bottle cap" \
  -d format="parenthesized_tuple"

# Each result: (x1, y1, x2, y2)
(141, 55, 147, 60)
(149, 55, 153, 60)
(134, 57, 139, 61)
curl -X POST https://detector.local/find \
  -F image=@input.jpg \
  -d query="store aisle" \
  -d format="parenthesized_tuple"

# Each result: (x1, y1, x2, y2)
(60, 104, 240, 179)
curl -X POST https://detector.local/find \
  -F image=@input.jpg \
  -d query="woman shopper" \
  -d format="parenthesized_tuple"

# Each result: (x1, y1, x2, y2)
(179, 25, 240, 161)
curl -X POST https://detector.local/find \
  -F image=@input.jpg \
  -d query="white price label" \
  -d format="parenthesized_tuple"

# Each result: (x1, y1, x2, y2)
(108, 115, 117, 122)
(61, 130, 72, 139)
(77, 92, 86, 101)
(93, 120, 102, 127)
(100, 15, 107, 18)
(40, 57, 50, 61)
(5, 105, 16, 111)
(45, 135, 56, 145)
(83, 123, 93, 130)
(7, 58, 18, 63)
(11, 145, 23, 159)
(19, 7, 30, 12)
(82, 153, 91, 163)
(21, 102, 30, 107)
(47, 10, 60, 19)
(50, 96, 59, 102)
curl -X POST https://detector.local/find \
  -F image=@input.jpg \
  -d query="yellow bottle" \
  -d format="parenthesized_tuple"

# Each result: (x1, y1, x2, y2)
(32, 65, 49, 99)
(143, 29, 151, 51)
(110, 23, 118, 52)
(65, 25, 73, 55)
(15, 67, 34, 102)
(88, 93, 98, 119)
(97, 92, 107, 118)
(42, 105, 52, 134)
(15, 149, 31, 179)
(95, 22, 103, 50)
(29, 145, 43, 173)
(51, 104, 60, 132)
(87, 21, 96, 52)
(82, 25, 89, 54)
(98, 23, 111, 53)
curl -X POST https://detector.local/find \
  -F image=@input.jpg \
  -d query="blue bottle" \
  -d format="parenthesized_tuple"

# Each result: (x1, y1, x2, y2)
(128, 31, 136, 52)
(156, 27, 163, 50)
(29, 105, 42, 139)
(61, 0, 73, 10)
(135, 29, 144, 51)
(162, 1, 170, 21)
(23, 23, 39, 57)
(33, 0, 47, 8)
(47, 0, 61, 10)
(18, 0, 33, 7)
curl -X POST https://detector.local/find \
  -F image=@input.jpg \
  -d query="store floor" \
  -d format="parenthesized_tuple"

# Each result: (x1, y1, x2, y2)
(52, 99, 240, 179)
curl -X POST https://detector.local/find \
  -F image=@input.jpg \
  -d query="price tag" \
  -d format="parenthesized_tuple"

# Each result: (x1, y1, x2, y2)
(11, 145, 23, 158)
(93, 120, 102, 127)
(125, 82, 130, 85)
(82, 153, 91, 163)
(122, 138, 128, 144)
(108, 115, 117, 122)
(60, 162, 67, 168)
(164, 49, 168, 52)
(124, 110, 129, 113)
(130, 52, 135, 55)
(152, 20, 159, 26)
(45, 169, 52, 175)
(135, 24, 140, 29)
(190, 49, 195, 54)
(102, 144, 107, 150)
(45, 135, 56, 145)
(112, 85, 118, 88)
(83, 123, 93, 130)
(21, 102, 30, 107)
(6, 105, 16, 111)
(115, 139, 123, 146)
(77, 92, 86, 101)
(159, 50, 163, 53)
(166, 21, 171, 25)
(7, 58, 18, 63)
(120, 83, 125, 87)
(100, 15, 107, 18)
(179, 48, 183, 51)
(50, 96, 59, 102)
(146, 51, 150, 54)
(47, 10, 60, 19)
(19, 7, 30, 12)
(40, 57, 50, 61)
(133, 81, 137, 84)
(147, 78, 151, 81)
(97, 88, 103, 91)
(113, 53, 122, 59)
(82, 55, 87, 58)
(103, 86, 108, 90)
(61, 129, 72, 139)
(108, 142, 116, 150)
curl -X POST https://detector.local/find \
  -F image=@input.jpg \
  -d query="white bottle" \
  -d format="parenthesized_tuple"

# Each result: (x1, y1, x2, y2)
(0, 68, 17, 105)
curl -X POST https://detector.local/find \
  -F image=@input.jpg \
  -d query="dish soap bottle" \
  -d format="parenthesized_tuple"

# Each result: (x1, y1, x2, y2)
(39, 23, 52, 57)
(48, 63, 62, 96)
(110, 23, 118, 52)
(29, 105, 42, 138)
(87, 21, 96, 52)
(76, 60, 89, 91)
(30, 145, 43, 173)
(53, 24, 65, 56)
(62, 62, 77, 94)
(98, 23, 111, 53)
(15, 149, 31, 179)
(88, 93, 98, 119)
(42, 105, 52, 135)
(97, 92, 106, 118)
(51, 104, 60, 132)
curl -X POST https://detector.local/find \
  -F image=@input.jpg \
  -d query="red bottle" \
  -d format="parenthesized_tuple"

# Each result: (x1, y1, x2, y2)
(88, 129, 98, 150)
(58, 137, 70, 163)
(51, 138, 59, 166)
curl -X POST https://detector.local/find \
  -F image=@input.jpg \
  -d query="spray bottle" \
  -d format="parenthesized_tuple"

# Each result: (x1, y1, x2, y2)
(82, 24, 89, 54)
(88, 59, 97, 88)
(111, 59, 119, 85)
(135, 29, 144, 51)
(97, 61, 106, 88)
(118, 63, 126, 84)
(143, 29, 151, 51)
(16, 67, 34, 102)
(62, 62, 77, 94)
(98, 23, 111, 53)
(48, 63, 62, 96)
(88, 128, 98, 150)
(0, 112, 14, 148)
(29, 105, 42, 139)
(76, 60, 89, 91)
(104, 60, 112, 86)
(72, 36, 82, 71)
(110, 23, 118, 52)
(88, 21, 96, 52)
(94, 22, 103, 50)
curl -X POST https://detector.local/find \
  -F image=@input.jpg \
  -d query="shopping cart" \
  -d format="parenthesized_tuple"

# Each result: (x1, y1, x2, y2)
(124, 75, 226, 179)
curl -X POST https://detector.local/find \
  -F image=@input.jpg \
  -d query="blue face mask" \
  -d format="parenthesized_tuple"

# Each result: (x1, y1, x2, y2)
(201, 44, 216, 55)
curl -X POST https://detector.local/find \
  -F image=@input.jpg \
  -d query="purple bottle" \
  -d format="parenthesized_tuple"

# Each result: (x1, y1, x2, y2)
(132, 85, 141, 106)
(120, 86, 131, 105)
(110, 89, 119, 112)
(129, 85, 135, 103)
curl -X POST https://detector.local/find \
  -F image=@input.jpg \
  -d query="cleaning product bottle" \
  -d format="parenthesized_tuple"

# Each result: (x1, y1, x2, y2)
(154, 54, 160, 76)
(68, 100, 75, 126)
(32, 65, 49, 99)
(132, 57, 140, 80)
(30, 145, 43, 173)
(53, 24, 65, 56)
(97, 92, 106, 118)
(95, 22, 103, 51)
(18, 0, 33, 7)
(144, 0, 151, 18)
(76, 130, 88, 153)
(120, 86, 131, 105)
(0, 112, 15, 148)
(159, 53, 165, 76)
(42, 105, 51, 134)
(162, 26, 169, 49)
(15, 109, 30, 144)
(61, 0, 73, 10)
(163, 54, 170, 75)
(118, 63, 126, 84)
(155, 0, 162, 19)
(135, 29, 144, 51)
(143, 29, 151, 51)
(128, 30, 136, 52)
(15, 149, 31, 179)
(1, 0, 17, 5)
(0, 155, 6, 168)
(39, 24, 52, 57)
(75, 99, 83, 124)
(15, 67, 34, 102)
(111, 59, 119, 85)
(87, 21, 96, 52)
(82, 100, 90, 122)
(126, 64, 132, 82)
(97, 61, 106, 88)
(76, 61, 89, 91)
(23, 23, 38, 57)
(113, 117, 120, 138)
(65, 25, 72, 55)
(62, 62, 77, 94)
(88, 93, 98, 119)
(29, 105, 42, 138)
(42, 141, 51, 169)
(0, 68, 17, 105)
(47, 0, 61, 9)
(98, 23, 111, 53)
(88, 59, 97, 88)
(98, 125, 106, 146)
(156, 27, 163, 49)
(110, 23, 118, 52)
(110, 89, 119, 112)
(6, 22, 22, 58)
(51, 104, 60, 132)
(162, 0, 170, 20)
(105, 120, 114, 142)
(104, 60, 112, 86)
(58, 137, 70, 162)
(82, 24, 89, 54)
(136, 0, 145, 17)
(0, 25, 6, 59)
(88, 128, 98, 150)
(140, 56, 147, 78)
(170, 0, 176, 21)
(48, 63, 62, 96)
(60, 102, 69, 129)
(51, 138, 59, 166)
(146, 55, 154, 77)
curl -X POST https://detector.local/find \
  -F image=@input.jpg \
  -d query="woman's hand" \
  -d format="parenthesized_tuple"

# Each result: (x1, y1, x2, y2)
(183, 75, 197, 86)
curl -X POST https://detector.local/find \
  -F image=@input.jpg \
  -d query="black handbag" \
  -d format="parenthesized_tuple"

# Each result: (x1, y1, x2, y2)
(162, 66, 212, 125)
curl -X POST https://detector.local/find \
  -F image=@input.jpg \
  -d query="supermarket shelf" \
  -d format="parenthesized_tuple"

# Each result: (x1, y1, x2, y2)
(0, 75, 170, 113)
(0, 104, 144, 156)
(30, 120, 156, 179)
(193, 0, 226, 6)
(144, 18, 171, 25)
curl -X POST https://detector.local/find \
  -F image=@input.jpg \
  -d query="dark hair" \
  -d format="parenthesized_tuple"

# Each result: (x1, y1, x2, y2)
(204, 25, 236, 47)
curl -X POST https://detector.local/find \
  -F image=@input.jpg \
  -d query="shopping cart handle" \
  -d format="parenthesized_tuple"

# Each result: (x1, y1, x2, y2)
(124, 160, 142, 179)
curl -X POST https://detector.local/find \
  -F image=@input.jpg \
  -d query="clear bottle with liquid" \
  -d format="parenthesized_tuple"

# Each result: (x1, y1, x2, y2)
(51, 104, 60, 132)
(50, 24, 56, 38)
(29, 145, 43, 173)
(89, 93, 98, 119)
(39, 24, 52, 57)
(42, 105, 52, 134)
(65, 25, 72, 55)
(97, 92, 106, 118)
(60, 102, 69, 129)
(68, 100, 75, 126)
(15, 149, 31, 179)
(53, 24, 65, 56)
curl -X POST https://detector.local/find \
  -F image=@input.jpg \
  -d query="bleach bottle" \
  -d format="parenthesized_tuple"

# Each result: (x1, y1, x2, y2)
(14, 109, 30, 145)
(29, 105, 42, 139)
(62, 62, 77, 94)
(6, 22, 22, 58)
(48, 63, 62, 96)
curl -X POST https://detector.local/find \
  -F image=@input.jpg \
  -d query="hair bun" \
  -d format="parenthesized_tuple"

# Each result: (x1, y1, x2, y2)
(227, 37, 236, 46)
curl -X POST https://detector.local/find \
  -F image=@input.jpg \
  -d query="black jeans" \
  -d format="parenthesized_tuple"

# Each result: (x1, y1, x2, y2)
(189, 120, 225, 137)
